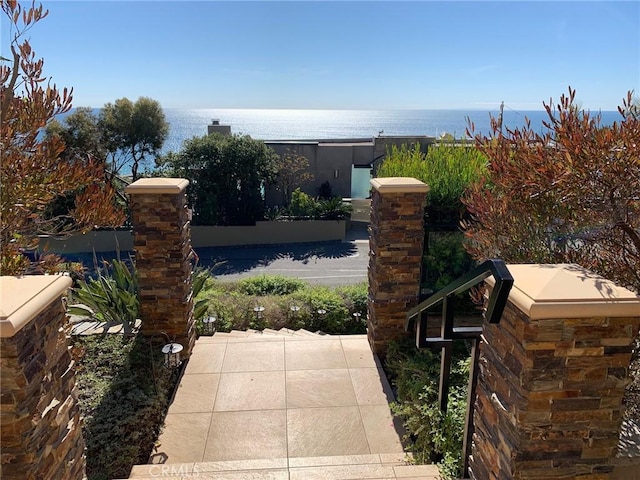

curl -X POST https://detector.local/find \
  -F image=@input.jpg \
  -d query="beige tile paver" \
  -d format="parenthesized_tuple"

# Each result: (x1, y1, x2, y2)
(167, 373, 220, 414)
(153, 412, 213, 463)
(286, 369, 357, 408)
(288, 463, 396, 480)
(148, 333, 409, 477)
(287, 406, 370, 457)
(204, 410, 288, 462)
(187, 343, 227, 373)
(349, 367, 395, 406)
(285, 338, 347, 370)
(193, 470, 289, 480)
(214, 371, 286, 411)
(341, 337, 381, 368)
(359, 405, 406, 454)
(221, 341, 285, 372)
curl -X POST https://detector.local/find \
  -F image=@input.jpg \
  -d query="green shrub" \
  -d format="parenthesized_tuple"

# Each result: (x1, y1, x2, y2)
(195, 277, 367, 335)
(292, 286, 350, 333)
(277, 188, 351, 221)
(238, 274, 306, 296)
(377, 141, 487, 224)
(287, 188, 318, 218)
(337, 282, 368, 313)
(385, 338, 470, 479)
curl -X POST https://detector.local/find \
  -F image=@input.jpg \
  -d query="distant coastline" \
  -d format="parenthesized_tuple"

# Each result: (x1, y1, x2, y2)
(60, 107, 623, 156)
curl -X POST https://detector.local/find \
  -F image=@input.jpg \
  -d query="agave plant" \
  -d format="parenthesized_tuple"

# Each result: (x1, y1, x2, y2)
(68, 258, 139, 335)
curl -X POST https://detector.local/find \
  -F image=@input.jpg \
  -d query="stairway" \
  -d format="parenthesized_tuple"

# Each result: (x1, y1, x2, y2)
(125, 329, 441, 479)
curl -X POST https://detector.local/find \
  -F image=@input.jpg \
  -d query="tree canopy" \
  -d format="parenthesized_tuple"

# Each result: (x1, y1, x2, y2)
(0, 0, 124, 275)
(156, 133, 278, 226)
(272, 150, 314, 207)
(99, 96, 169, 181)
(463, 88, 640, 293)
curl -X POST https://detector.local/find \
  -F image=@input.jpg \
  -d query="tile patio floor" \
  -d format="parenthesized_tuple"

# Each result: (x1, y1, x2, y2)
(148, 332, 406, 465)
(128, 331, 444, 478)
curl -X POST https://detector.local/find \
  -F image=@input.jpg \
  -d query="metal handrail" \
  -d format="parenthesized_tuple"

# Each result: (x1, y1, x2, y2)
(405, 258, 513, 331)
(404, 258, 513, 479)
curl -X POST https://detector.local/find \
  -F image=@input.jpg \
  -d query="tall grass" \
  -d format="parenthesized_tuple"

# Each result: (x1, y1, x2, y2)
(377, 141, 487, 210)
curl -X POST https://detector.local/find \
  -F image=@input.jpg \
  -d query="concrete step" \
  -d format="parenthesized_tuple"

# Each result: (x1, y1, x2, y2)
(292, 328, 318, 337)
(211, 328, 326, 338)
(128, 453, 441, 479)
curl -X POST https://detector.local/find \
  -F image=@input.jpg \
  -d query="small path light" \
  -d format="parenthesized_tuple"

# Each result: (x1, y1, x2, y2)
(315, 308, 327, 326)
(290, 305, 301, 319)
(353, 312, 362, 323)
(202, 314, 217, 335)
(253, 305, 265, 321)
(162, 342, 184, 369)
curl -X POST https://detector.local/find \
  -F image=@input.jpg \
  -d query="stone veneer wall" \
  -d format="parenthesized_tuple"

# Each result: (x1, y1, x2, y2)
(126, 178, 196, 356)
(0, 276, 86, 480)
(470, 264, 640, 480)
(367, 177, 429, 356)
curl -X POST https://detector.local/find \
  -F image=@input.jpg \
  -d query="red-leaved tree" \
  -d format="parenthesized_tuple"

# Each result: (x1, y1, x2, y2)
(1, 0, 124, 275)
(463, 88, 640, 293)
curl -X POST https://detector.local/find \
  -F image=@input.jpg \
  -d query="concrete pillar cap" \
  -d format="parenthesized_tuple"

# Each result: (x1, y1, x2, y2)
(370, 177, 429, 193)
(126, 178, 189, 194)
(0, 275, 72, 337)
(486, 264, 640, 319)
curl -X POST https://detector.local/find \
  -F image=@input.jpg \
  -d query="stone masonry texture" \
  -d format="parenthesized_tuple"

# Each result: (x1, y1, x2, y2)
(469, 298, 640, 480)
(0, 295, 86, 480)
(367, 186, 427, 356)
(129, 191, 196, 356)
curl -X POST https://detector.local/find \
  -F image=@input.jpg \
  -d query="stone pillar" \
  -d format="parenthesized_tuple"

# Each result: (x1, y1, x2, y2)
(126, 178, 196, 356)
(0, 276, 86, 480)
(470, 264, 640, 480)
(367, 177, 429, 356)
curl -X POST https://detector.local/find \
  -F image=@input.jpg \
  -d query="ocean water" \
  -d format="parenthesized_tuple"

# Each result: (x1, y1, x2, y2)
(160, 108, 623, 155)
(57, 107, 623, 158)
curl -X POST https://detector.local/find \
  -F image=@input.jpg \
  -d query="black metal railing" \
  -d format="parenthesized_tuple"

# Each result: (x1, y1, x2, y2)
(405, 259, 513, 478)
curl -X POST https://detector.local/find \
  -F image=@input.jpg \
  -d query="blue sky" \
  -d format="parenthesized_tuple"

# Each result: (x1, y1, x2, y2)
(4, 1, 639, 110)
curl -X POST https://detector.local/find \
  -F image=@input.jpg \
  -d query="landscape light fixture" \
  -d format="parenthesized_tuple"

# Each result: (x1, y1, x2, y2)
(353, 312, 362, 323)
(290, 305, 301, 319)
(254, 305, 265, 321)
(162, 341, 184, 369)
(202, 315, 217, 335)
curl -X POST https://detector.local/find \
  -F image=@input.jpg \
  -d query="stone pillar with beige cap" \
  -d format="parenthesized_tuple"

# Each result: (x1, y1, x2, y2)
(470, 264, 640, 480)
(367, 177, 429, 356)
(126, 178, 196, 356)
(0, 275, 86, 480)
